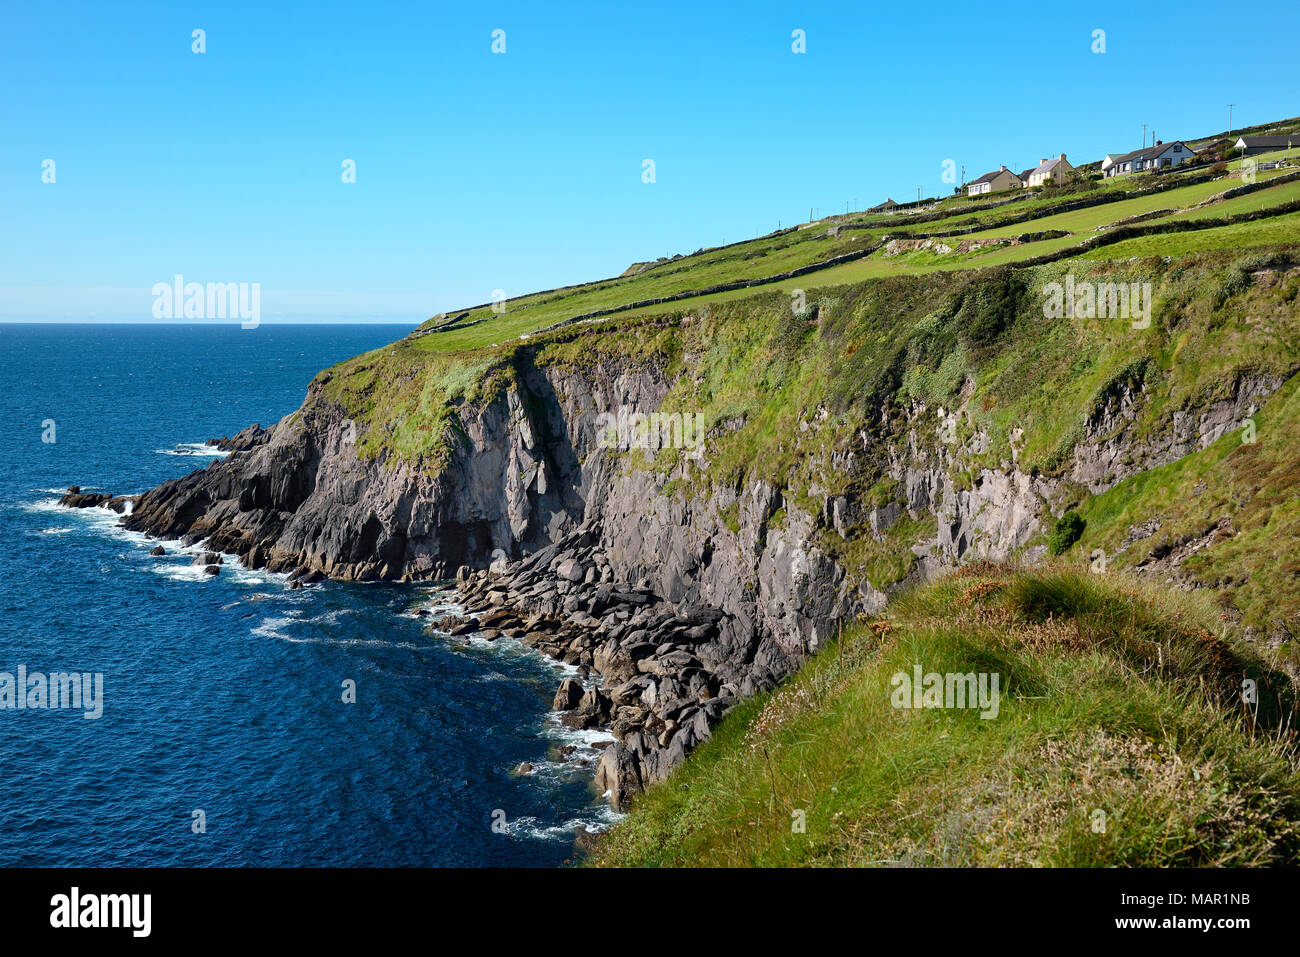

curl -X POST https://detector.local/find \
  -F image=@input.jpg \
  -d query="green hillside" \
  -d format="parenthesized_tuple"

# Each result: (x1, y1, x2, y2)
(589, 564, 1300, 867)
(327, 139, 1300, 358)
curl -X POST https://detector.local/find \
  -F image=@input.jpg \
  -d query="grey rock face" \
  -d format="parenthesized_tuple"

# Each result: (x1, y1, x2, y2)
(92, 342, 1288, 808)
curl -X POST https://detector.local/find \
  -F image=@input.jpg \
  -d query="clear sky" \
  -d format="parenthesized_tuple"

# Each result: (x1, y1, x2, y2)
(2, 1, 1296, 322)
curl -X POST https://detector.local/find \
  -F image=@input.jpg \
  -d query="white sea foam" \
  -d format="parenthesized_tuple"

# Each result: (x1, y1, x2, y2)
(22, 497, 72, 515)
(542, 718, 617, 751)
(251, 616, 297, 641)
(406, 595, 464, 622)
(514, 806, 624, 841)
(251, 608, 418, 649)
(252, 623, 421, 651)
(151, 563, 216, 583)
(35, 493, 292, 589)
(155, 443, 228, 458)
(460, 631, 584, 680)
(32, 499, 146, 546)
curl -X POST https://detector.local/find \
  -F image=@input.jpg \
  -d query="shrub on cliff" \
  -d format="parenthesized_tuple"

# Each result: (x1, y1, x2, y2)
(1048, 510, 1085, 555)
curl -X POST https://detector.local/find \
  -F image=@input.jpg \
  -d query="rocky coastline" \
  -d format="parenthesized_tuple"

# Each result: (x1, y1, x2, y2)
(58, 475, 747, 808)
(52, 319, 1287, 813)
(441, 519, 759, 810)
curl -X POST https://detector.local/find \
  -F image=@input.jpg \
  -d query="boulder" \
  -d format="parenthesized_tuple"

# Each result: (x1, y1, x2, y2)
(552, 677, 584, 710)
(555, 558, 586, 582)
(611, 590, 650, 606)
(594, 743, 644, 811)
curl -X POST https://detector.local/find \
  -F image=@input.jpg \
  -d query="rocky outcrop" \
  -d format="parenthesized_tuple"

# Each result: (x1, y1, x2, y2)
(205, 423, 272, 453)
(114, 356, 859, 666)
(58, 487, 137, 514)
(451, 520, 745, 810)
(119, 363, 594, 583)
(1068, 372, 1281, 493)
(862, 367, 1282, 568)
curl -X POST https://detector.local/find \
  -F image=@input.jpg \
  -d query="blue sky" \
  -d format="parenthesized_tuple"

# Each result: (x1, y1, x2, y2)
(2, 0, 1296, 322)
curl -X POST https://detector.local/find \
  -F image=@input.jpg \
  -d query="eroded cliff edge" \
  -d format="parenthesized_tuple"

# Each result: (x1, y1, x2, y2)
(105, 261, 1299, 805)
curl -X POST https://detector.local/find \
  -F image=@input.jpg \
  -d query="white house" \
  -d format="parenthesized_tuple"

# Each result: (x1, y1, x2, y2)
(1102, 140, 1196, 177)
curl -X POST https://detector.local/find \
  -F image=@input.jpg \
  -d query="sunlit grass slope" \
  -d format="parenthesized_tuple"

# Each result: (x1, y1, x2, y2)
(591, 564, 1300, 867)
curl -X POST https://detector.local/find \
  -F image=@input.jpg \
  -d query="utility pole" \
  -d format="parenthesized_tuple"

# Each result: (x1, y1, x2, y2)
(1228, 103, 1236, 141)
(917, 186, 921, 203)
(1142, 123, 1147, 148)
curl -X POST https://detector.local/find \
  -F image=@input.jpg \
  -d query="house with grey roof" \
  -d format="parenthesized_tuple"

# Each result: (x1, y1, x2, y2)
(1101, 140, 1196, 178)
(967, 165, 1023, 196)
(1024, 153, 1073, 188)
(1233, 134, 1296, 156)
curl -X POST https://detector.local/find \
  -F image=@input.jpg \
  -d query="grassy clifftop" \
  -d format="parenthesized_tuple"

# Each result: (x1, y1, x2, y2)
(310, 143, 1300, 481)
(309, 247, 1300, 640)
(590, 564, 1300, 867)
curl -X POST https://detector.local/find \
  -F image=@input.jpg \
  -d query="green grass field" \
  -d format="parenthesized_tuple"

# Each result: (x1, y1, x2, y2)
(389, 156, 1296, 355)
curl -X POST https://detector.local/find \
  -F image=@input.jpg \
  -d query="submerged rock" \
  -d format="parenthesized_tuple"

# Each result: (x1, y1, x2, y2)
(59, 489, 112, 509)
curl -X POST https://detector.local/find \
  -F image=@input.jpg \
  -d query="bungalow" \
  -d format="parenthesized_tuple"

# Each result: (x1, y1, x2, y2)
(1102, 140, 1196, 177)
(868, 197, 900, 213)
(967, 165, 1022, 196)
(1024, 153, 1073, 188)
(1234, 134, 1296, 156)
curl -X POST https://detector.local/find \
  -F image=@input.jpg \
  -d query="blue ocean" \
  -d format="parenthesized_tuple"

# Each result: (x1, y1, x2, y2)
(0, 323, 614, 867)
